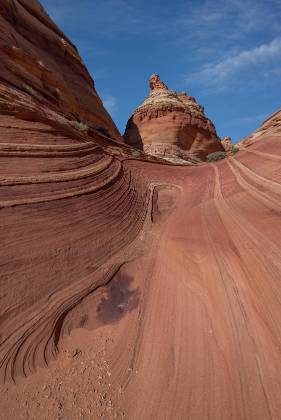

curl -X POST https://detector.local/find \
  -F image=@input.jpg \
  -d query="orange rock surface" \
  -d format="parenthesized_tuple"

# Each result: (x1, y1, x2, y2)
(1, 2, 281, 420)
(124, 74, 224, 162)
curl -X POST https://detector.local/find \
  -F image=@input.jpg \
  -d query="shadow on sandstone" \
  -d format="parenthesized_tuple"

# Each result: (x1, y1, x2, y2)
(123, 118, 144, 151)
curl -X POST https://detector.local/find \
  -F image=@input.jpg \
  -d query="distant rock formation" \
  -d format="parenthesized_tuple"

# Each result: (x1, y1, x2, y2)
(221, 136, 234, 152)
(124, 74, 224, 162)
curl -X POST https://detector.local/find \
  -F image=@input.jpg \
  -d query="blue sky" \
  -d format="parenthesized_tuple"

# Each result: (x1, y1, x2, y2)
(41, 0, 281, 142)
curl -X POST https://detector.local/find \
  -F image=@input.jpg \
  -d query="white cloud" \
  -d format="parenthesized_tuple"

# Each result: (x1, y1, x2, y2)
(42, 0, 281, 42)
(176, 0, 281, 44)
(185, 37, 281, 90)
(41, 0, 281, 97)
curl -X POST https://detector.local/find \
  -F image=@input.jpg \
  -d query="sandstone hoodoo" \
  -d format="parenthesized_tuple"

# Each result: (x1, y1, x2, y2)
(221, 136, 234, 152)
(124, 74, 224, 162)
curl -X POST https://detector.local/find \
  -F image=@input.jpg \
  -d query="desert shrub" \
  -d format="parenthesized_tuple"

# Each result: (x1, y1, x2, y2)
(233, 146, 239, 153)
(74, 121, 89, 132)
(22, 84, 35, 96)
(207, 151, 228, 161)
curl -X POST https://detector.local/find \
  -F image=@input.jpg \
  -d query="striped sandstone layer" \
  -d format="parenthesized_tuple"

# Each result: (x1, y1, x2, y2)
(1, 2, 281, 420)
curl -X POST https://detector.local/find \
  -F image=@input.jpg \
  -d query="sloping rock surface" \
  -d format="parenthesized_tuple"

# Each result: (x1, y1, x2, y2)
(124, 74, 224, 161)
(1, 2, 281, 420)
(0, 0, 122, 140)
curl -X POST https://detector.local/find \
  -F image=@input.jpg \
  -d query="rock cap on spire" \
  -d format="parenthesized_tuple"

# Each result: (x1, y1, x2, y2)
(149, 74, 169, 93)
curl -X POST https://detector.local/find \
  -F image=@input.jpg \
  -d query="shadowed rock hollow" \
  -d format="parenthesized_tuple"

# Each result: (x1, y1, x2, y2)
(124, 74, 224, 162)
(1, 2, 281, 420)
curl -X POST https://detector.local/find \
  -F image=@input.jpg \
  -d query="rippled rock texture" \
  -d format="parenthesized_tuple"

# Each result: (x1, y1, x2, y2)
(124, 74, 224, 162)
(1, 2, 281, 420)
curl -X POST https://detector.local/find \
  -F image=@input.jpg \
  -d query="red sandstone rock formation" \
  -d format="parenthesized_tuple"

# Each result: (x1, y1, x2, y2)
(149, 73, 169, 92)
(1, 2, 281, 420)
(0, 0, 122, 141)
(124, 74, 224, 162)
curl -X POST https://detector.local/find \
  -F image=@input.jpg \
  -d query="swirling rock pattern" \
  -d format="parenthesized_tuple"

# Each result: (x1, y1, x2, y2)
(124, 74, 224, 162)
(1, 2, 281, 420)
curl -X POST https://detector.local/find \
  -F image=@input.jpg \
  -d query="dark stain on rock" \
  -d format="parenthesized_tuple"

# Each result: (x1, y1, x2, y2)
(97, 274, 140, 324)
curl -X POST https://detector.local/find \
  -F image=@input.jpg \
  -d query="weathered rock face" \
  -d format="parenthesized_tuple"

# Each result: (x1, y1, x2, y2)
(0, 0, 122, 141)
(124, 74, 224, 162)
(149, 73, 169, 92)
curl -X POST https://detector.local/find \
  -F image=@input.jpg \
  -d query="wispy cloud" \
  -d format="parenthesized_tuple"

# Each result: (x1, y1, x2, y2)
(102, 95, 118, 115)
(227, 113, 269, 126)
(43, 0, 165, 39)
(185, 37, 281, 91)
(42, 0, 281, 58)
(176, 0, 281, 47)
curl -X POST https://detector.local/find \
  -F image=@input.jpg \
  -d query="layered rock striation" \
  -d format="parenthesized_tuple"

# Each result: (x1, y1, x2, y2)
(124, 74, 224, 162)
(1, 2, 281, 420)
(0, 0, 122, 141)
